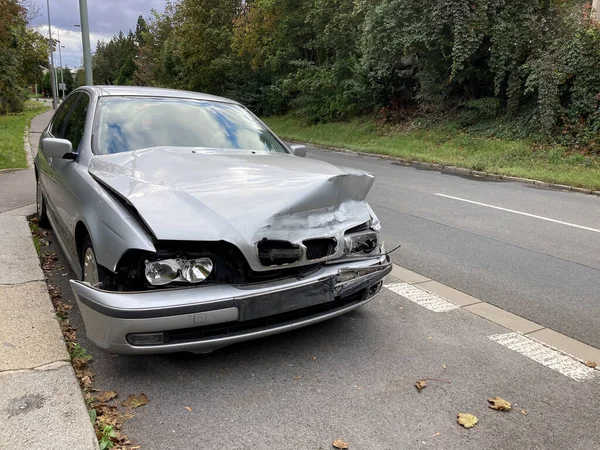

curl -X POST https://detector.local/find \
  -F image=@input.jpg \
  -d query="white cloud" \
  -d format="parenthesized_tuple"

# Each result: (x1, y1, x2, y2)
(33, 25, 114, 69)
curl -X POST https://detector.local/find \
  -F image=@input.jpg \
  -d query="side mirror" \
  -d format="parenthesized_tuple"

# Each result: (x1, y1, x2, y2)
(289, 144, 307, 157)
(41, 138, 77, 160)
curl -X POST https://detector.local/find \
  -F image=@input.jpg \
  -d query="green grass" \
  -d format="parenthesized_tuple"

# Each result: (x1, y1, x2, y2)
(0, 101, 50, 170)
(263, 115, 600, 191)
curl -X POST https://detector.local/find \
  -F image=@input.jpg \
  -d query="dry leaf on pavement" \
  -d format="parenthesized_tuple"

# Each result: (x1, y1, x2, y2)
(457, 413, 478, 429)
(585, 361, 597, 368)
(185, 406, 193, 412)
(488, 396, 511, 411)
(96, 391, 118, 403)
(332, 439, 349, 449)
(122, 393, 149, 409)
(415, 380, 427, 392)
(521, 409, 527, 415)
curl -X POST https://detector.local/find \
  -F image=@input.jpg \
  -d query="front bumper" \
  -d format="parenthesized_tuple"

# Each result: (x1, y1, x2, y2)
(70, 255, 392, 354)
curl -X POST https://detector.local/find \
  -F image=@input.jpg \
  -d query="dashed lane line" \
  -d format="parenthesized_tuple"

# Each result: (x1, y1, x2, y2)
(489, 332, 597, 382)
(384, 282, 459, 313)
(434, 193, 600, 234)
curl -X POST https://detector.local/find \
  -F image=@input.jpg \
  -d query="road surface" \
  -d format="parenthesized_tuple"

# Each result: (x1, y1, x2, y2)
(37, 145, 600, 449)
(304, 146, 600, 349)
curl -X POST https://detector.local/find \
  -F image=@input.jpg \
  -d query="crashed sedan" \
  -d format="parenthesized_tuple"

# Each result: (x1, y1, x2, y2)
(34, 86, 391, 355)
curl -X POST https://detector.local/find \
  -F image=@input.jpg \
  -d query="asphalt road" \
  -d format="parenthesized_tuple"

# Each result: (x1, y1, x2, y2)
(302, 146, 600, 350)
(41, 237, 600, 450)
(37, 144, 600, 449)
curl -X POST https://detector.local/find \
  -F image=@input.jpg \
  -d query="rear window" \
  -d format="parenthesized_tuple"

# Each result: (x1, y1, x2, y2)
(93, 96, 288, 155)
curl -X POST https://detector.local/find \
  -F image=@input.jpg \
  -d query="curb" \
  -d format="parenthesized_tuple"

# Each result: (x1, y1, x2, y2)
(0, 112, 99, 449)
(286, 140, 600, 196)
(387, 264, 600, 366)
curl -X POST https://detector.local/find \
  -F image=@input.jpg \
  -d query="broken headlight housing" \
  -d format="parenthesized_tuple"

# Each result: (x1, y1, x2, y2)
(342, 218, 381, 257)
(144, 258, 213, 286)
(343, 231, 378, 255)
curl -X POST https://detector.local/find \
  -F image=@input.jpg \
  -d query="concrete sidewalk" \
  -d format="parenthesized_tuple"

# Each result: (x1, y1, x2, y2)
(0, 111, 98, 449)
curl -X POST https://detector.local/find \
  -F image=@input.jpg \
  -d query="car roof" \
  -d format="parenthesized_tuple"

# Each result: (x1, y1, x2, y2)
(81, 85, 240, 105)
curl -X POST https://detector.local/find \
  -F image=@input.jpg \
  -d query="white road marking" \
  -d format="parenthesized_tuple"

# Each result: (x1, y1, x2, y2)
(435, 193, 600, 234)
(489, 332, 596, 382)
(384, 282, 459, 312)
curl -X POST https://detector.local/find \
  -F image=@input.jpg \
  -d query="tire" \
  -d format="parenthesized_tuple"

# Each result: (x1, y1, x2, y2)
(36, 177, 50, 228)
(80, 236, 106, 286)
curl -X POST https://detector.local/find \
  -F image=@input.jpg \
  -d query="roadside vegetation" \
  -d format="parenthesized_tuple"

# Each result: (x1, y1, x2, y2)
(0, 100, 49, 170)
(1, 1, 49, 115)
(264, 115, 600, 190)
(87, 0, 600, 187)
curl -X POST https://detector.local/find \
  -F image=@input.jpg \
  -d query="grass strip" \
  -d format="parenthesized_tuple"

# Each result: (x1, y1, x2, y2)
(0, 101, 50, 170)
(263, 115, 600, 191)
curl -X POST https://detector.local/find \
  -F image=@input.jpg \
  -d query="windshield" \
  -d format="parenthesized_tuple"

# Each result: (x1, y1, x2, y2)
(93, 96, 288, 155)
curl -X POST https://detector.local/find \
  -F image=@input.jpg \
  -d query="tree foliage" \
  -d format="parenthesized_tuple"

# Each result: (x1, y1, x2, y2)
(90, 0, 600, 148)
(0, 0, 48, 114)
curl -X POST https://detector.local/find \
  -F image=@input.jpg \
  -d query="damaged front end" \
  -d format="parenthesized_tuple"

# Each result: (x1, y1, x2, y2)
(70, 242, 391, 354)
(71, 147, 394, 354)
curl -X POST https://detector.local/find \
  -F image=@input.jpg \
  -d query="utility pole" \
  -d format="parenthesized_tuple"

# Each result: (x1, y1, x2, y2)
(46, 0, 58, 109)
(79, 0, 93, 86)
(57, 44, 65, 99)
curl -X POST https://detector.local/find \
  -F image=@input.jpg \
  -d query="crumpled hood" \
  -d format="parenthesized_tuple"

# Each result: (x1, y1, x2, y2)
(89, 147, 376, 270)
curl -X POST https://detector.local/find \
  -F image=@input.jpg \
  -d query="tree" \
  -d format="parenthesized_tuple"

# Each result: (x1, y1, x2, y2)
(0, 0, 48, 114)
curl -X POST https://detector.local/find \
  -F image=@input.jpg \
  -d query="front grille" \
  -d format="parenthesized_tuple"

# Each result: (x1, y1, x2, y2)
(304, 238, 337, 260)
(257, 239, 302, 266)
(164, 286, 375, 345)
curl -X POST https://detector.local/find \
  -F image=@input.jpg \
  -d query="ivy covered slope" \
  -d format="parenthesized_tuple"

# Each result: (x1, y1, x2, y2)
(92, 0, 600, 157)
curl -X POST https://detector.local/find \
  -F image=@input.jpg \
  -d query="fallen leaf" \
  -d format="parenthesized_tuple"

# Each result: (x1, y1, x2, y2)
(122, 393, 149, 409)
(312, 356, 317, 360)
(356, 386, 363, 390)
(585, 361, 597, 368)
(415, 380, 427, 392)
(427, 336, 432, 340)
(96, 391, 118, 403)
(442, 364, 447, 369)
(293, 376, 301, 380)
(431, 432, 440, 437)
(521, 409, 527, 415)
(457, 413, 478, 429)
(185, 406, 192, 412)
(333, 439, 349, 449)
(488, 396, 512, 411)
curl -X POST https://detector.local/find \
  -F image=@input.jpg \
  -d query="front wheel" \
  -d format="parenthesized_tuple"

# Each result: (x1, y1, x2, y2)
(80, 237, 106, 287)
(36, 177, 50, 228)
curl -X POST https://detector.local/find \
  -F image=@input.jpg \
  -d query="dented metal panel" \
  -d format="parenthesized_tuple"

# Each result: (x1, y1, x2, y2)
(89, 147, 377, 271)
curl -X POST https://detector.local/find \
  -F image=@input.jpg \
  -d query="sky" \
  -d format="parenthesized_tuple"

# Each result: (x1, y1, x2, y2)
(29, 0, 167, 69)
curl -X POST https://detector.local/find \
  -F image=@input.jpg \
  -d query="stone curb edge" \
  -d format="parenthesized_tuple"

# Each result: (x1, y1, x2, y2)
(0, 113, 99, 449)
(388, 264, 600, 366)
(286, 139, 600, 196)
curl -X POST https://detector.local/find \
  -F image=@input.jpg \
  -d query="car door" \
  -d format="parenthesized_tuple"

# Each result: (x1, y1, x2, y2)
(49, 92, 91, 260)
(39, 94, 80, 231)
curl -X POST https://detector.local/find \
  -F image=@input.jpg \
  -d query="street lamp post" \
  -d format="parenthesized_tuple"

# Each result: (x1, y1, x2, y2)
(45, 0, 57, 109)
(57, 44, 65, 99)
(56, 24, 80, 100)
(79, 0, 93, 86)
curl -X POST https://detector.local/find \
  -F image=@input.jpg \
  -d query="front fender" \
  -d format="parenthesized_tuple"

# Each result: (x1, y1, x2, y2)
(78, 176, 156, 274)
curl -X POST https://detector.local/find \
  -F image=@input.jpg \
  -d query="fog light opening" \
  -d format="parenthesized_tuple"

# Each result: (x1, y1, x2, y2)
(127, 332, 165, 346)
(368, 281, 383, 297)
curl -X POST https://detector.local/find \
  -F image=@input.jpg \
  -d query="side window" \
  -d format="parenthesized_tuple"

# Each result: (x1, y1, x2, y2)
(50, 95, 79, 138)
(63, 94, 90, 152)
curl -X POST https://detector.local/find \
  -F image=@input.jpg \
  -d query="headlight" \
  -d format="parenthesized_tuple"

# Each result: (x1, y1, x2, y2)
(144, 258, 213, 286)
(344, 231, 378, 255)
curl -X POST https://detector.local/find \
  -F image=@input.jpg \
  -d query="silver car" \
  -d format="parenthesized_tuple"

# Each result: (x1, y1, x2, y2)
(34, 86, 391, 355)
